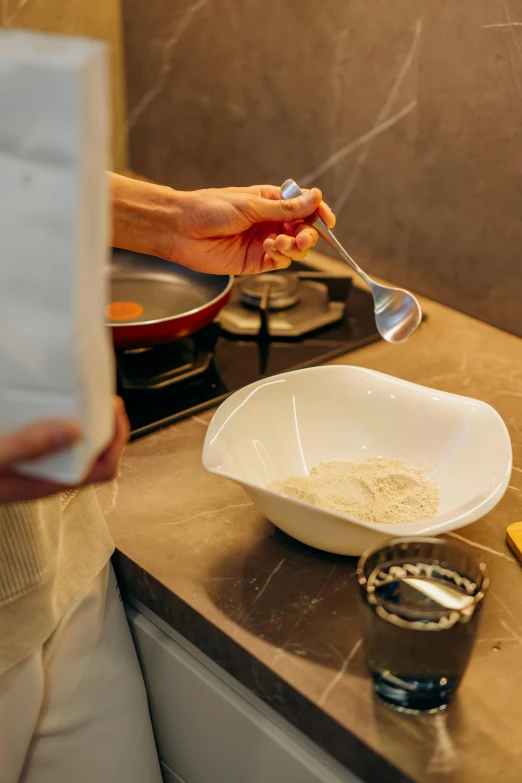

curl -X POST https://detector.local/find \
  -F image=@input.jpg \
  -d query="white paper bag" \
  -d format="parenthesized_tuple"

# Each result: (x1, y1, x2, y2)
(0, 30, 114, 484)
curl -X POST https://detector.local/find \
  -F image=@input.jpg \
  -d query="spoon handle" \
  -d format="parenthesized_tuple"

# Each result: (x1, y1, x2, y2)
(280, 180, 372, 287)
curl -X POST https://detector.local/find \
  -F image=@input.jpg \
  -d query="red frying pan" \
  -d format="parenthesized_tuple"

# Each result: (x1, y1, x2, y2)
(107, 249, 232, 350)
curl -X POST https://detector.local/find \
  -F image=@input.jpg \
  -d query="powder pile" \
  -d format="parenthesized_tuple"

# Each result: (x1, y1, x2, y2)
(268, 457, 439, 524)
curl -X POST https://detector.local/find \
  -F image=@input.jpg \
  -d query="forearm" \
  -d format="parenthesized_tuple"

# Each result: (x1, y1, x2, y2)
(109, 172, 178, 259)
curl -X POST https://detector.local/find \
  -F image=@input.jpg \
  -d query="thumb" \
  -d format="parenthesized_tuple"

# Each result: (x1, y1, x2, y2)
(0, 420, 81, 469)
(249, 187, 322, 223)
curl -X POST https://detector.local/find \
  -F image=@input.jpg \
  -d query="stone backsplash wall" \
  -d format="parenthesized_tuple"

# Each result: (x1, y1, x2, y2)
(123, 0, 521, 334)
(0, 0, 128, 172)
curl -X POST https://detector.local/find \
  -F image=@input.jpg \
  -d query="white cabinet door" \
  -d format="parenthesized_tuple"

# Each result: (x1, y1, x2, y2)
(128, 607, 361, 783)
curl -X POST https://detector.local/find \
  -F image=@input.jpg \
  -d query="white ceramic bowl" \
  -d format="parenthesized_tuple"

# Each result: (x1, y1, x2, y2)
(202, 366, 512, 555)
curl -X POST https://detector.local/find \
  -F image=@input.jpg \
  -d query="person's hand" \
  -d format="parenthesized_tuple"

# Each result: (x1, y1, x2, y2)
(162, 185, 336, 275)
(110, 174, 335, 275)
(0, 397, 129, 504)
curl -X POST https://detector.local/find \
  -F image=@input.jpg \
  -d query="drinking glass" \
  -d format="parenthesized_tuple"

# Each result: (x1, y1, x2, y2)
(357, 537, 489, 714)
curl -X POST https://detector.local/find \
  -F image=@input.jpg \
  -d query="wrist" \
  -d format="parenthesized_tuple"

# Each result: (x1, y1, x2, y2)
(154, 186, 189, 262)
(110, 173, 183, 260)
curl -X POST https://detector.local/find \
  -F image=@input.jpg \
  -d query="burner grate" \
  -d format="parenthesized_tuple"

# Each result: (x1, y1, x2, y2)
(220, 272, 352, 338)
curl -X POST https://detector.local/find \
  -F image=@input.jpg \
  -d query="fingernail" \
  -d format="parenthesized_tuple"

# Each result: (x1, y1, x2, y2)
(303, 188, 317, 205)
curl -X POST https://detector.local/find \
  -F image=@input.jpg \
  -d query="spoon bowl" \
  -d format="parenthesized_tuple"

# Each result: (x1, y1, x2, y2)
(372, 282, 422, 343)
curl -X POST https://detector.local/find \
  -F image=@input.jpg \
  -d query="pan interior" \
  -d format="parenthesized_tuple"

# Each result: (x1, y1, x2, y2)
(108, 250, 230, 325)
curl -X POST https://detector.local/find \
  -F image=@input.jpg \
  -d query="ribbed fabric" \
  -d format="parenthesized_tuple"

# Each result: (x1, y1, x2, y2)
(0, 487, 114, 677)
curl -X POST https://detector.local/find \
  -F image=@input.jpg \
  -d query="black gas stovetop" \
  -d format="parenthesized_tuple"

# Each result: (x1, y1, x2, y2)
(116, 264, 382, 440)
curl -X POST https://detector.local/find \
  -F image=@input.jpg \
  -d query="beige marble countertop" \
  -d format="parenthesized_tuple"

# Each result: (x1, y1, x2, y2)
(98, 251, 522, 783)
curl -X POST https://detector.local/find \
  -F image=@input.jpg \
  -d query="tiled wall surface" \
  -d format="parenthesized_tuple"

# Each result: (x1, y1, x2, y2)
(123, 0, 522, 335)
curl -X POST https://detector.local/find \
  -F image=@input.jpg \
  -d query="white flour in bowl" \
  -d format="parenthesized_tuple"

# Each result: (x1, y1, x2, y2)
(268, 457, 439, 524)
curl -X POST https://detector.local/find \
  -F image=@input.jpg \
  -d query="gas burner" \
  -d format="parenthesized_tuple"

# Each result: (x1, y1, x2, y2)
(220, 272, 348, 338)
(239, 273, 300, 311)
(115, 323, 220, 392)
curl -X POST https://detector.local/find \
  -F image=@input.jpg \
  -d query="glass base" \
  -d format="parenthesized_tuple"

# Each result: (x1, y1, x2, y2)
(372, 671, 458, 714)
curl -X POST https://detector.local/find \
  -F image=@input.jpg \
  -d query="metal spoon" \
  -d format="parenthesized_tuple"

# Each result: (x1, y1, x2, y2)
(280, 179, 422, 344)
(401, 578, 475, 611)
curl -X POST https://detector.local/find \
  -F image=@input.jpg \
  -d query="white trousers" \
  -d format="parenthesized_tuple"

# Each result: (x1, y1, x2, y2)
(0, 564, 163, 783)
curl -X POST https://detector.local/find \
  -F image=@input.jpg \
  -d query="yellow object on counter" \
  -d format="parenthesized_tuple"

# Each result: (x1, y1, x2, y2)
(507, 522, 522, 561)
